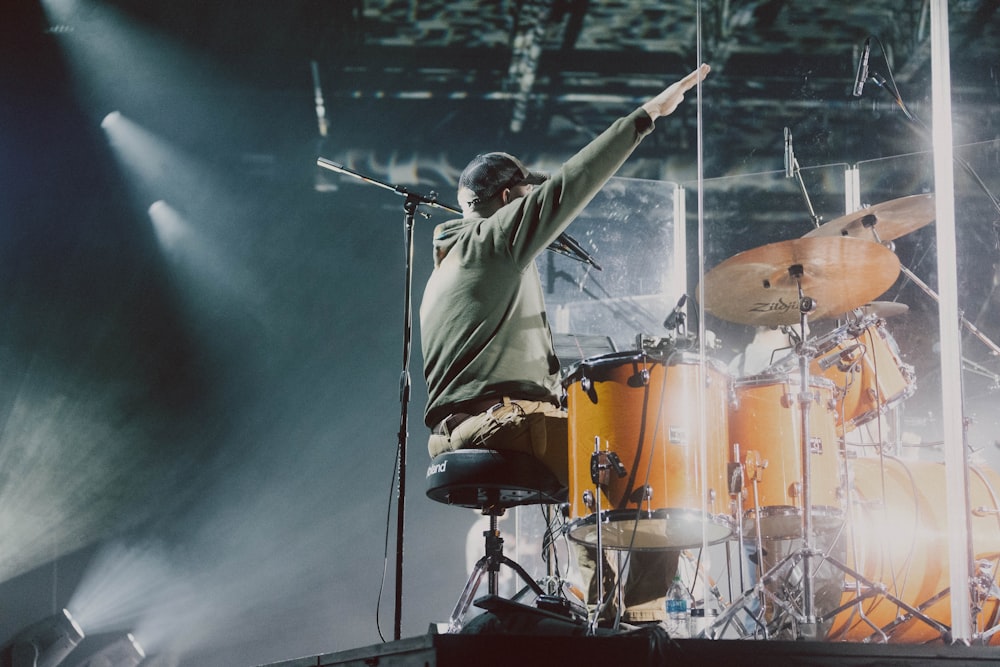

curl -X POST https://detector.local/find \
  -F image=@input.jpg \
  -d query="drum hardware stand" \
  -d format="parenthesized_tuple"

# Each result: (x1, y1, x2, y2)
(721, 445, 772, 639)
(791, 263, 821, 637)
(716, 265, 877, 640)
(973, 560, 1000, 643)
(586, 436, 627, 635)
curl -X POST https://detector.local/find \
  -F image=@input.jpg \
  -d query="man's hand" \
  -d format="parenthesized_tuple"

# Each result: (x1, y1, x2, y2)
(642, 63, 711, 121)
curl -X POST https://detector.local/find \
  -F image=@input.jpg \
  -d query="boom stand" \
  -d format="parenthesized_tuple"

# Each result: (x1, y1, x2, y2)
(316, 158, 456, 640)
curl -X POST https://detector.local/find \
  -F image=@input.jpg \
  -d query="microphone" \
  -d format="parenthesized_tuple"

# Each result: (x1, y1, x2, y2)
(663, 294, 688, 330)
(817, 343, 861, 371)
(783, 127, 794, 179)
(554, 231, 602, 271)
(852, 37, 872, 98)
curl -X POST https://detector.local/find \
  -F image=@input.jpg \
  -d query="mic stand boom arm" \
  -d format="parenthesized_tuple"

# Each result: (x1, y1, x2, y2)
(317, 159, 602, 270)
(784, 127, 823, 229)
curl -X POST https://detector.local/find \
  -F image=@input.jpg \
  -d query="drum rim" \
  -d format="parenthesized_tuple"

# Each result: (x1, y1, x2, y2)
(562, 349, 729, 385)
(762, 314, 898, 374)
(564, 507, 734, 550)
(733, 372, 837, 391)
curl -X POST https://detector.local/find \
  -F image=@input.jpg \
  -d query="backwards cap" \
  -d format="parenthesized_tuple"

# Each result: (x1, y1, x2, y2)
(457, 152, 547, 209)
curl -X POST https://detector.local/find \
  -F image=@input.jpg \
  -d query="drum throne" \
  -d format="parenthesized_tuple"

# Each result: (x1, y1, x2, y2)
(425, 448, 568, 633)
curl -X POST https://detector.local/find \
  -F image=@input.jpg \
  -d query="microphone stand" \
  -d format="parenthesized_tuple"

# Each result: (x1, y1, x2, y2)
(315, 157, 602, 640)
(860, 73, 1000, 358)
(784, 127, 823, 229)
(317, 157, 450, 640)
(864, 62, 1000, 221)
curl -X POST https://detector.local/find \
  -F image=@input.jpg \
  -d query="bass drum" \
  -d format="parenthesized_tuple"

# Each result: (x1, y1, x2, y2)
(564, 351, 732, 550)
(827, 457, 1000, 642)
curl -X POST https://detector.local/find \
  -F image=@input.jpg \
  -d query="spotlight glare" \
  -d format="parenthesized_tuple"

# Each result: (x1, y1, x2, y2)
(76, 632, 146, 667)
(100, 111, 122, 129)
(147, 200, 189, 249)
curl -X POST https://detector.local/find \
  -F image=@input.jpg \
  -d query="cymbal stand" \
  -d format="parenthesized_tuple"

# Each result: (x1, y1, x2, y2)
(862, 55, 1000, 357)
(712, 265, 822, 638)
(859, 216, 1000, 360)
(712, 264, 951, 641)
(785, 263, 957, 641)
(791, 264, 820, 635)
(714, 265, 954, 641)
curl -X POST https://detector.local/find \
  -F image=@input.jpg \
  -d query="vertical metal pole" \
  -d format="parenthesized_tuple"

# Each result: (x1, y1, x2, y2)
(929, 0, 973, 644)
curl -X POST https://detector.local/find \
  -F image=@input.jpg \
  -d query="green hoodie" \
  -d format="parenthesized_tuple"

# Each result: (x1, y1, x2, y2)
(420, 107, 655, 427)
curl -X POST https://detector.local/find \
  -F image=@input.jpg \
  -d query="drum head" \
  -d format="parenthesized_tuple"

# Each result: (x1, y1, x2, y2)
(566, 509, 733, 551)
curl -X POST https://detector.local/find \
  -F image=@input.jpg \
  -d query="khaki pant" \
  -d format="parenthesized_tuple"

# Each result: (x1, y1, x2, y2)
(428, 398, 569, 487)
(428, 398, 672, 621)
(575, 544, 677, 623)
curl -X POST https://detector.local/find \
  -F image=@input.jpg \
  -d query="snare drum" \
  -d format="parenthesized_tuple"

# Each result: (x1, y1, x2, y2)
(564, 351, 731, 550)
(827, 457, 1000, 642)
(729, 374, 844, 540)
(769, 317, 915, 432)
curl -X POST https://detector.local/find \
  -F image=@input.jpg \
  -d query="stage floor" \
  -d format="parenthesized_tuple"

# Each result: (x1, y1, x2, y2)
(260, 632, 1000, 667)
(259, 596, 1000, 667)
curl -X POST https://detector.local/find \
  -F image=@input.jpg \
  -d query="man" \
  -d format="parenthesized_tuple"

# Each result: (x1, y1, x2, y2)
(420, 64, 711, 624)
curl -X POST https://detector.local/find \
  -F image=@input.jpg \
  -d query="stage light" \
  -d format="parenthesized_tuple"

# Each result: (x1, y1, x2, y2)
(0, 608, 84, 667)
(73, 633, 145, 667)
(147, 200, 191, 251)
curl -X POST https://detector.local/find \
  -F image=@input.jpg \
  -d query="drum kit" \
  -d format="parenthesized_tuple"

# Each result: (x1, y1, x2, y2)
(559, 194, 1000, 643)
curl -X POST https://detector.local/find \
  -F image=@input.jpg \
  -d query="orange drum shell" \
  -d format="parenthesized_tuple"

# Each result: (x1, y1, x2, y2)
(827, 458, 1000, 642)
(814, 321, 914, 432)
(728, 375, 843, 534)
(565, 353, 731, 524)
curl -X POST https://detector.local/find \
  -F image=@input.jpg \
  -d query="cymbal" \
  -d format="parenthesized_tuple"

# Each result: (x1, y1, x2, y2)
(803, 193, 934, 241)
(698, 236, 901, 326)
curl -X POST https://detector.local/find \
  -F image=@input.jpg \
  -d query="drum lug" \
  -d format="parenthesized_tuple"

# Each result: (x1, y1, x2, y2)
(582, 489, 596, 513)
(809, 436, 823, 455)
(629, 485, 653, 505)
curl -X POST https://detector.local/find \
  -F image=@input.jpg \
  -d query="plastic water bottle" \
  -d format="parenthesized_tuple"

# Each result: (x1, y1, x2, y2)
(664, 575, 692, 638)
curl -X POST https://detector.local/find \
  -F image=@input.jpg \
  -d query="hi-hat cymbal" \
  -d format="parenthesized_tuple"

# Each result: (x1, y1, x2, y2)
(803, 193, 935, 241)
(697, 236, 901, 326)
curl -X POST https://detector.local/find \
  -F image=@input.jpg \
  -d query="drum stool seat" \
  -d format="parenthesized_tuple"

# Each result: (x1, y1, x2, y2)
(425, 449, 567, 632)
